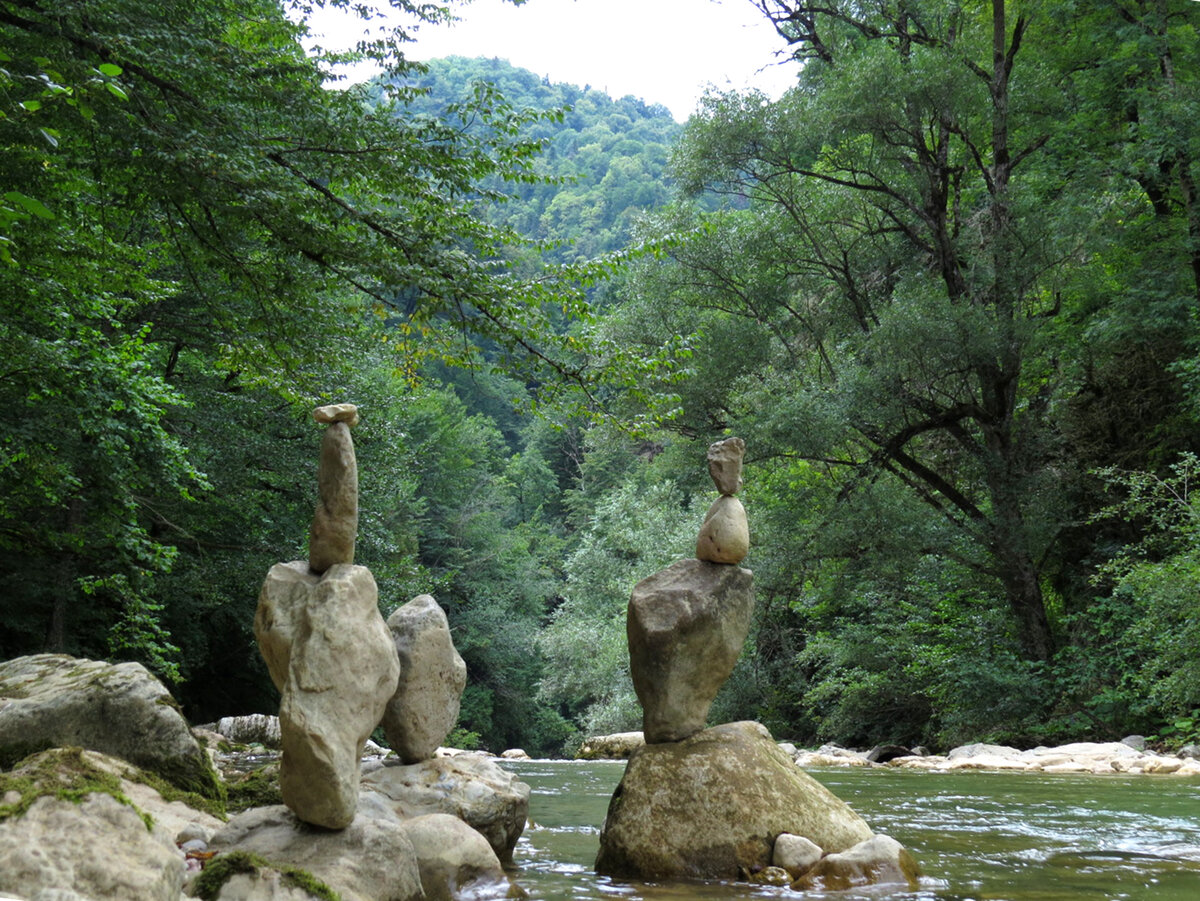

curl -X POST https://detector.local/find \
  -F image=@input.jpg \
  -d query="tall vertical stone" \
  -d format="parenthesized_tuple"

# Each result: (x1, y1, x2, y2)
(308, 404, 359, 574)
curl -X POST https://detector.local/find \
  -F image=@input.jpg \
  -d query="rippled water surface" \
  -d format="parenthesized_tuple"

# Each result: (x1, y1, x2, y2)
(499, 759, 1200, 901)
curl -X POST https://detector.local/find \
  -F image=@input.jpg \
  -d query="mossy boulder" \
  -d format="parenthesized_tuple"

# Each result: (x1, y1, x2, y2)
(0, 748, 198, 900)
(0, 654, 223, 801)
(594, 721, 875, 880)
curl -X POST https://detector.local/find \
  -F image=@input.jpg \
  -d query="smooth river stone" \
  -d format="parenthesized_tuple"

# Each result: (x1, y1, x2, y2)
(695, 494, 750, 564)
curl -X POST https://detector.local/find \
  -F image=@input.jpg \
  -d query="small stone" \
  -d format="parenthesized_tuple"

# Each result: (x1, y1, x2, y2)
(179, 838, 207, 853)
(695, 495, 750, 564)
(707, 436, 745, 495)
(792, 834, 920, 891)
(753, 866, 792, 886)
(501, 748, 530, 760)
(1121, 734, 1148, 752)
(175, 821, 212, 846)
(312, 403, 359, 426)
(774, 833, 823, 876)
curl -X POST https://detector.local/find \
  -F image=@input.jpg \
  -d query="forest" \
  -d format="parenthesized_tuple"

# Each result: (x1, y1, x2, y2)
(1, 0, 1199, 758)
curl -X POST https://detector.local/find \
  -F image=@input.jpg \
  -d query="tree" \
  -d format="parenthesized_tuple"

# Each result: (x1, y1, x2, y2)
(624, 0, 1200, 664)
(0, 0, 620, 678)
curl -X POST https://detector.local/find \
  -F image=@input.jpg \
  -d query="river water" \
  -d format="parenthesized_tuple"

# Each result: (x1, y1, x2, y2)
(499, 759, 1200, 901)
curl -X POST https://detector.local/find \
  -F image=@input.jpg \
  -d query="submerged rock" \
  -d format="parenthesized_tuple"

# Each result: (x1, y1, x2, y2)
(792, 834, 921, 891)
(576, 732, 644, 760)
(595, 721, 875, 880)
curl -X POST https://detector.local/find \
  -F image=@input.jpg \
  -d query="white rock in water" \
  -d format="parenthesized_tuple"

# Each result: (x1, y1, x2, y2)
(774, 832, 824, 876)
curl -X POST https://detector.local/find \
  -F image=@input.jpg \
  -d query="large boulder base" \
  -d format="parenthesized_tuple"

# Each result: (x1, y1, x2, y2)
(595, 721, 875, 881)
(381, 594, 467, 764)
(255, 561, 400, 828)
(0, 748, 206, 901)
(0, 654, 220, 799)
(627, 559, 754, 743)
(362, 754, 530, 864)
(208, 804, 423, 901)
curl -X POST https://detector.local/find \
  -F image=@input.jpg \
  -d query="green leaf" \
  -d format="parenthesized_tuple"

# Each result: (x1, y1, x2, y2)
(105, 82, 128, 101)
(4, 191, 54, 219)
(97, 62, 123, 77)
(19, 100, 42, 112)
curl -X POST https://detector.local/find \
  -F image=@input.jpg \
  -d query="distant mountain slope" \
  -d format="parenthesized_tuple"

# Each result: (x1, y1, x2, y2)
(375, 56, 682, 263)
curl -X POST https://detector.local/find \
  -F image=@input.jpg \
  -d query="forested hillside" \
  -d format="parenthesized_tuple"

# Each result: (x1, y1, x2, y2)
(2, 0, 1199, 758)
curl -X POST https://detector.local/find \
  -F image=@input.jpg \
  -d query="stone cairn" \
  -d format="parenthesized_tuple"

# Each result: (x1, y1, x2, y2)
(254, 403, 466, 829)
(598, 438, 919, 889)
(627, 437, 754, 743)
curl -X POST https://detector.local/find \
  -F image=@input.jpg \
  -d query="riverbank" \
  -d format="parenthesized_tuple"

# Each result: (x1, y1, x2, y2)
(576, 731, 1200, 776)
(789, 740, 1200, 775)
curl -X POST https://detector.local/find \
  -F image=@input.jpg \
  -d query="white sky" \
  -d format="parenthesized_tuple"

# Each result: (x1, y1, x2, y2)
(303, 0, 799, 121)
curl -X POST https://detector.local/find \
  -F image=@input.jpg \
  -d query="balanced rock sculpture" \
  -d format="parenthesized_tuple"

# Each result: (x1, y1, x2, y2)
(255, 404, 400, 829)
(381, 594, 467, 764)
(600, 438, 922, 889)
(696, 436, 749, 564)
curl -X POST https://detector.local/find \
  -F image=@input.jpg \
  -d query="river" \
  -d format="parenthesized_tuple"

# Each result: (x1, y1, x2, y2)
(498, 759, 1200, 900)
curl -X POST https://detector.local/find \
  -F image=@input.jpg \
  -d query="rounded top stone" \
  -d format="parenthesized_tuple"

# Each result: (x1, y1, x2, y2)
(707, 437, 745, 495)
(313, 403, 359, 426)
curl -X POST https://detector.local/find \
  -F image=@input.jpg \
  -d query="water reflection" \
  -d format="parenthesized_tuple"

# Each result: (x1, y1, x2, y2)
(500, 759, 1200, 901)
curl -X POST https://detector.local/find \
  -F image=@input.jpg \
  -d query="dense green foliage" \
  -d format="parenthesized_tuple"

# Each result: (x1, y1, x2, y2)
(3, 0, 1200, 757)
(384, 56, 682, 265)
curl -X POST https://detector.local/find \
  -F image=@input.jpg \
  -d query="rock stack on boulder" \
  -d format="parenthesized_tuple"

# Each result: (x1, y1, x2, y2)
(254, 404, 400, 829)
(597, 438, 920, 891)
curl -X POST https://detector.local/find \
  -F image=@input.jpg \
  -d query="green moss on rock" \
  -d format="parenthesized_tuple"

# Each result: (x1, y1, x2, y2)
(192, 850, 340, 901)
(0, 747, 153, 831)
(225, 764, 282, 813)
